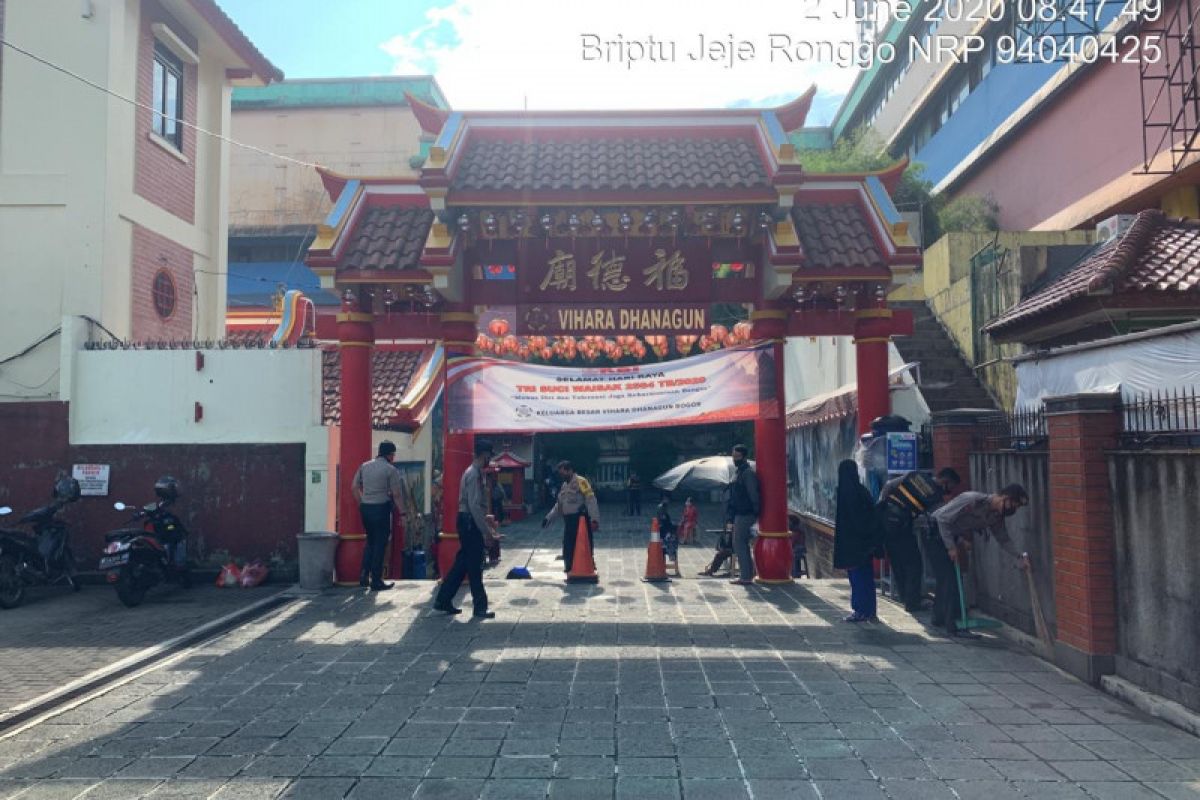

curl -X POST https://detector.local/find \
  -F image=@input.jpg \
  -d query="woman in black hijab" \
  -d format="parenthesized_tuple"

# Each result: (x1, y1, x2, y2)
(833, 459, 882, 622)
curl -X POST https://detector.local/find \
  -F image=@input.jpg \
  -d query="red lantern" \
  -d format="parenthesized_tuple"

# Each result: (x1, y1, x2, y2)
(710, 324, 728, 343)
(733, 321, 753, 341)
(487, 318, 509, 338)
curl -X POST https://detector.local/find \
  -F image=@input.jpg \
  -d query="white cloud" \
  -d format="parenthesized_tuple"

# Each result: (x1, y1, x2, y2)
(380, 0, 864, 121)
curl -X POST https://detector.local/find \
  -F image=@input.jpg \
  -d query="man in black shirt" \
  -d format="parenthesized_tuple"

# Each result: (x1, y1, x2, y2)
(726, 445, 760, 585)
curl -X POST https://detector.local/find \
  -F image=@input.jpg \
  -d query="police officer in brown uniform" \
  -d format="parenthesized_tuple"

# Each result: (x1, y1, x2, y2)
(351, 441, 407, 591)
(542, 460, 600, 572)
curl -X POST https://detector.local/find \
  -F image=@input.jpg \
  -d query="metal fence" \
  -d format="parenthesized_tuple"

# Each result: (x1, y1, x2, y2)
(1121, 387, 1200, 448)
(973, 407, 1048, 452)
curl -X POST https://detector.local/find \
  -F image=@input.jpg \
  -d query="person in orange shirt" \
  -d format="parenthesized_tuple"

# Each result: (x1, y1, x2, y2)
(679, 497, 699, 545)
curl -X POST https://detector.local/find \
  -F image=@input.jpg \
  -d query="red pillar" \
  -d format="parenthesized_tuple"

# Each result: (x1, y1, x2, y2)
(750, 307, 792, 584)
(1045, 392, 1121, 684)
(853, 309, 893, 435)
(930, 408, 992, 494)
(334, 300, 374, 585)
(436, 308, 477, 575)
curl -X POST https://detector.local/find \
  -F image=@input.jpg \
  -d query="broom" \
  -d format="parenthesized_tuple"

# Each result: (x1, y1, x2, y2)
(506, 538, 536, 580)
(1024, 556, 1054, 657)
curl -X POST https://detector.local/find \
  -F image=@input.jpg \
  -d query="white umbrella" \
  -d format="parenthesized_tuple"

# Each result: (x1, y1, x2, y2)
(652, 456, 755, 493)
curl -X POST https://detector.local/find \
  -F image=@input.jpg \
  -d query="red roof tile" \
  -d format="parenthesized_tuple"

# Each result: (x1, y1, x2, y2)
(792, 203, 884, 270)
(985, 210, 1200, 336)
(322, 348, 425, 428)
(342, 207, 434, 271)
(450, 135, 770, 192)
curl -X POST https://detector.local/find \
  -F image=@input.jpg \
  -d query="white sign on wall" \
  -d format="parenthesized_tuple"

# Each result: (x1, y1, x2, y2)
(72, 464, 110, 496)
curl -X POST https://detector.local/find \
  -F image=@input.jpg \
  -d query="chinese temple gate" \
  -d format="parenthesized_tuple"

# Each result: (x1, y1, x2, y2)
(306, 85, 920, 584)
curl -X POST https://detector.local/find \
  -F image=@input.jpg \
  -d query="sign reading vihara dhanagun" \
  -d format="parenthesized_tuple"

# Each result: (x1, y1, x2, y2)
(470, 237, 759, 336)
(446, 343, 777, 433)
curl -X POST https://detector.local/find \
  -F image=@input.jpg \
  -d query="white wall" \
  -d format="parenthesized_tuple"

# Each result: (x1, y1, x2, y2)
(0, 0, 253, 400)
(65, 330, 328, 529)
(0, 0, 113, 400)
(784, 336, 930, 427)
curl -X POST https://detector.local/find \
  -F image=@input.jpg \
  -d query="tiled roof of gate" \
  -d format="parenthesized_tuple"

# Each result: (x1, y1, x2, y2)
(322, 348, 425, 428)
(341, 207, 435, 271)
(986, 210, 1200, 335)
(792, 203, 884, 270)
(450, 135, 771, 192)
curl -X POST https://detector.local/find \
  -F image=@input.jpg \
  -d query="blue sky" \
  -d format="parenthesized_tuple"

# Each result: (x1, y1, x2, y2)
(219, 0, 856, 123)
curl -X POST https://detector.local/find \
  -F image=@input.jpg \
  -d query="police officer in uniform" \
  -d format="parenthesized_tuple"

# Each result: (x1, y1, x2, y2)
(542, 460, 600, 572)
(352, 441, 407, 591)
(432, 438, 496, 618)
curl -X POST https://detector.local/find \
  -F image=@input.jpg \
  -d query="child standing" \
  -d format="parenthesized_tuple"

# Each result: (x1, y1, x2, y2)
(679, 497, 699, 545)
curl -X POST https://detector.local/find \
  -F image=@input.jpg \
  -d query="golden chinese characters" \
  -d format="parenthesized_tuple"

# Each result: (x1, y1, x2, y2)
(586, 251, 630, 292)
(643, 249, 689, 291)
(540, 250, 578, 292)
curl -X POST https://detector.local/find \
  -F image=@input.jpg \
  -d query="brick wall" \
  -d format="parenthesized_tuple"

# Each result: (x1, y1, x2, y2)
(133, 0, 197, 223)
(0, 403, 307, 568)
(1046, 394, 1121, 678)
(131, 224, 192, 339)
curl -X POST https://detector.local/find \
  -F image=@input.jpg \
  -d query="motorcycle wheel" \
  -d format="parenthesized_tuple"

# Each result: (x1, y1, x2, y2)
(115, 565, 147, 608)
(0, 555, 24, 609)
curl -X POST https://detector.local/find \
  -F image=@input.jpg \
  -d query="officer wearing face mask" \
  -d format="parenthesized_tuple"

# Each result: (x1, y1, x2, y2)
(927, 484, 1031, 638)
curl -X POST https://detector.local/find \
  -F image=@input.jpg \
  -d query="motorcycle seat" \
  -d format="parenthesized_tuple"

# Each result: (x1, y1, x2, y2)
(19, 505, 57, 525)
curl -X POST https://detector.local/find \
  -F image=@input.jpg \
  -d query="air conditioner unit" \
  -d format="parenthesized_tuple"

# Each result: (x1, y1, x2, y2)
(1095, 214, 1135, 245)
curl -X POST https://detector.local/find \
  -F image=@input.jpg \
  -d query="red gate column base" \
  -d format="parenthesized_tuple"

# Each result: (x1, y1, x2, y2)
(335, 535, 367, 586)
(436, 533, 460, 580)
(753, 532, 794, 584)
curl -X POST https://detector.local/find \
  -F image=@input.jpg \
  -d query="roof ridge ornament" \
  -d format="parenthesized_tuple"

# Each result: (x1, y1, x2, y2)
(405, 91, 451, 135)
(773, 85, 818, 132)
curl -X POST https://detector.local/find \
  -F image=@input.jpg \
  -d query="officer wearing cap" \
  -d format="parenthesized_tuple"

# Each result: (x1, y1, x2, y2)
(542, 460, 600, 572)
(352, 440, 407, 591)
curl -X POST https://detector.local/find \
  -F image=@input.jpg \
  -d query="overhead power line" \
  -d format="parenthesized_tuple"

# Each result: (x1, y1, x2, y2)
(0, 37, 323, 170)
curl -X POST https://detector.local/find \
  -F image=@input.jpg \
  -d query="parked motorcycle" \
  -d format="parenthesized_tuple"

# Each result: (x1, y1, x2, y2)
(0, 472, 82, 609)
(99, 476, 192, 607)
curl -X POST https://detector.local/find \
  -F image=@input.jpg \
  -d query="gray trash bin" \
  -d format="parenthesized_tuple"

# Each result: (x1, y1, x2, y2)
(296, 531, 338, 590)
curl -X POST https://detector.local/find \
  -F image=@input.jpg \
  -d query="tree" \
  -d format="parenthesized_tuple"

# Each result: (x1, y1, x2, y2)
(937, 195, 1000, 233)
(797, 127, 942, 244)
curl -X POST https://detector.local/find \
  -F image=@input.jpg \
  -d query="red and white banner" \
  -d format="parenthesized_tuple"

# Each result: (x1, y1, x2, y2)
(446, 343, 776, 433)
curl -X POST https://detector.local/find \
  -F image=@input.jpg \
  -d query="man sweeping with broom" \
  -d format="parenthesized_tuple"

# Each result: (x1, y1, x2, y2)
(542, 460, 600, 573)
(928, 484, 1031, 638)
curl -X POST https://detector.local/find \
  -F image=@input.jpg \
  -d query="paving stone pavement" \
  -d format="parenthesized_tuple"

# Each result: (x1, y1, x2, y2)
(0, 583, 281, 714)
(0, 505, 1197, 799)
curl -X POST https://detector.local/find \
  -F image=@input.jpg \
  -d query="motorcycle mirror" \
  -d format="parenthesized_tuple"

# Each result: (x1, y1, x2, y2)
(113, 502, 127, 511)
(0, 507, 11, 516)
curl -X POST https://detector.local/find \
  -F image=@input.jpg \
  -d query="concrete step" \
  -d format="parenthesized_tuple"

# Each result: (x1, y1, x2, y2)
(890, 300, 1000, 413)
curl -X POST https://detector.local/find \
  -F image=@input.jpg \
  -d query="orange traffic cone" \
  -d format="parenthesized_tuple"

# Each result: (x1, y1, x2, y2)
(566, 515, 598, 584)
(642, 517, 670, 583)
